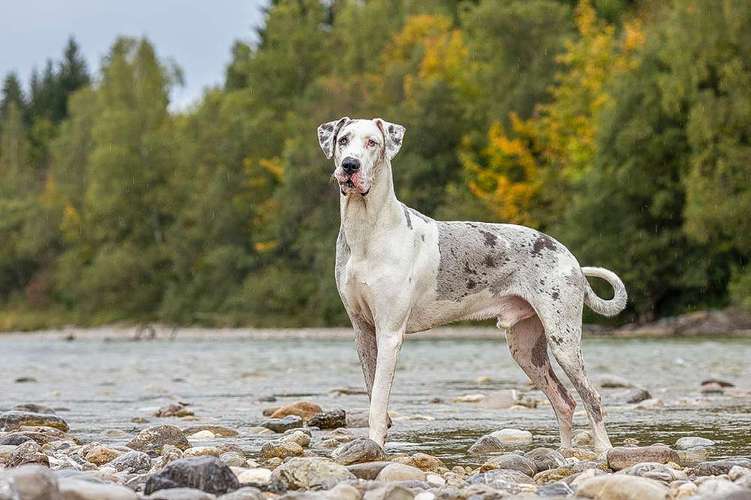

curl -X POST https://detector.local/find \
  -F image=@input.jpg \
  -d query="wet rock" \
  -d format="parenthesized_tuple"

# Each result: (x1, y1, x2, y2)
(144, 456, 240, 495)
(410, 453, 444, 472)
(269, 457, 356, 491)
(183, 425, 239, 438)
(477, 390, 518, 409)
(0, 411, 69, 432)
(307, 409, 346, 430)
(347, 461, 391, 480)
(480, 453, 537, 476)
(598, 374, 634, 388)
(261, 416, 303, 433)
(618, 388, 651, 404)
(467, 469, 536, 494)
(270, 402, 322, 421)
(467, 435, 503, 455)
(156, 403, 194, 418)
(234, 468, 271, 486)
(701, 383, 725, 395)
(573, 431, 593, 447)
(218, 487, 265, 500)
(145, 488, 216, 500)
(82, 444, 120, 465)
(260, 439, 304, 460)
(184, 447, 223, 458)
(9, 440, 49, 467)
(537, 481, 574, 496)
(109, 450, 152, 473)
(701, 378, 734, 388)
(331, 437, 385, 465)
(692, 458, 751, 476)
(634, 398, 664, 410)
(534, 466, 578, 484)
(675, 436, 715, 450)
(488, 428, 533, 446)
(617, 462, 687, 483)
(363, 484, 414, 500)
(606, 445, 680, 471)
(189, 430, 217, 440)
(281, 430, 311, 448)
(576, 474, 668, 500)
(0, 433, 33, 446)
(454, 393, 486, 403)
(676, 447, 709, 466)
(0, 465, 58, 500)
(376, 463, 426, 482)
(525, 448, 567, 472)
(13, 403, 56, 414)
(127, 425, 191, 455)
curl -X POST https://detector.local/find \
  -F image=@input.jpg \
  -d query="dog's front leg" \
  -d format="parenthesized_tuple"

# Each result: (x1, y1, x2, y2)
(368, 329, 404, 447)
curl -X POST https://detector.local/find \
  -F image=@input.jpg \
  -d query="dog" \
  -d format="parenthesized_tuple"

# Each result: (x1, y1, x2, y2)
(317, 117, 627, 452)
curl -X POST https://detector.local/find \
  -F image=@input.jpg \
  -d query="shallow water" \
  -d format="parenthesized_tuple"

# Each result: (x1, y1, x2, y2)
(1, 330, 750, 465)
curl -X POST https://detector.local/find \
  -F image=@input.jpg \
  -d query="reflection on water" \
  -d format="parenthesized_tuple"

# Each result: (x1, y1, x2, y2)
(1, 331, 750, 465)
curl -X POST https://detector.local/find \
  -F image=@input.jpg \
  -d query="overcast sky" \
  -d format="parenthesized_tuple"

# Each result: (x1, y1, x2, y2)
(0, 0, 268, 109)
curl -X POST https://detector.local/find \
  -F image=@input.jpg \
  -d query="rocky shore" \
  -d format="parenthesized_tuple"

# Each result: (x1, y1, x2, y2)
(2, 399, 750, 500)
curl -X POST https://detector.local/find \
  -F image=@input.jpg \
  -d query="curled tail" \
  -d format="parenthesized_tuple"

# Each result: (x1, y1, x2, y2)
(581, 266, 627, 317)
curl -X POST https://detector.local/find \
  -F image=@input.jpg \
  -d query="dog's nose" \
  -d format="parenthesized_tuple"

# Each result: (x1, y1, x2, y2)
(342, 157, 360, 174)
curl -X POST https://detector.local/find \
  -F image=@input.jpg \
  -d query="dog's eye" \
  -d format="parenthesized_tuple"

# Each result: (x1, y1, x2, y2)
(338, 136, 349, 146)
(367, 139, 377, 148)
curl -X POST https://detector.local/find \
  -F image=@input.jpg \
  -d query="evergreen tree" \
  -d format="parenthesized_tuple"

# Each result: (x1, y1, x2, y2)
(0, 73, 26, 121)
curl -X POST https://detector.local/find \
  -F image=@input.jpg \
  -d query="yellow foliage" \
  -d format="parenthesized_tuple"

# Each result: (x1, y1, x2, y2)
(61, 203, 81, 240)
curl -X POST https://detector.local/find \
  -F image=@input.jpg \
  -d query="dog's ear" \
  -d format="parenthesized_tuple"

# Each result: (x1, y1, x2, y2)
(374, 118, 406, 161)
(317, 117, 351, 159)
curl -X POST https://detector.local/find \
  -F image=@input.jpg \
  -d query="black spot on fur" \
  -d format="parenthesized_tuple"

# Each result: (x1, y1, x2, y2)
(467, 279, 476, 289)
(551, 291, 560, 300)
(402, 205, 413, 230)
(480, 230, 498, 247)
(483, 255, 496, 268)
(531, 333, 547, 368)
(531, 234, 557, 257)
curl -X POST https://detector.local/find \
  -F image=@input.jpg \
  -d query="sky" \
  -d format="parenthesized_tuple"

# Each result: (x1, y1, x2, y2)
(0, 0, 268, 109)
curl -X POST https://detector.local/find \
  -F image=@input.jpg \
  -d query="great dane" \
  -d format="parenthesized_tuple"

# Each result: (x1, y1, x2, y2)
(317, 117, 627, 452)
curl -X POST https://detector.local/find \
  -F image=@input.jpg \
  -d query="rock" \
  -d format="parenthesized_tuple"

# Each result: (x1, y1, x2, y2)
(144, 487, 216, 500)
(261, 416, 303, 433)
(331, 437, 385, 465)
(108, 450, 152, 473)
(617, 462, 687, 483)
(127, 425, 191, 455)
(281, 430, 311, 448)
(477, 390, 518, 409)
(220, 452, 247, 467)
(410, 453, 444, 472)
(234, 468, 271, 486)
(0, 433, 33, 446)
(534, 466, 578, 484)
(0, 465, 58, 500)
(695, 477, 746, 498)
(155, 403, 194, 418)
(376, 463, 426, 482)
(568, 468, 609, 489)
(525, 448, 567, 472)
(8, 440, 49, 467)
(701, 378, 735, 388)
(454, 394, 486, 403)
(618, 388, 652, 404)
(692, 458, 751, 476)
(573, 431, 593, 447)
(675, 436, 715, 450)
(576, 474, 668, 500)
(82, 444, 120, 465)
(701, 383, 725, 394)
(480, 453, 537, 476)
(183, 425, 239, 438)
(345, 409, 369, 428)
(606, 445, 679, 471)
(218, 487, 264, 500)
(467, 435, 503, 455)
(270, 402, 322, 421)
(13, 404, 56, 414)
(0, 411, 69, 432)
(598, 374, 634, 388)
(58, 478, 137, 499)
(144, 456, 240, 495)
(537, 481, 574, 496)
(488, 428, 533, 446)
(260, 439, 304, 460)
(363, 484, 414, 500)
(307, 409, 346, 430)
(676, 447, 709, 466)
(347, 461, 391, 480)
(634, 398, 664, 410)
(184, 447, 223, 458)
(467, 469, 535, 495)
(269, 457, 356, 491)
(188, 431, 216, 441)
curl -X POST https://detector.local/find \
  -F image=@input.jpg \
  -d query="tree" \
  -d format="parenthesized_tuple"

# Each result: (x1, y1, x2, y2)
(0, 73, 25, 121)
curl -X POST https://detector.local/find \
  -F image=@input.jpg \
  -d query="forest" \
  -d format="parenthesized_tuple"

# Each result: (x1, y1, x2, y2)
(0, 0, 749, 330)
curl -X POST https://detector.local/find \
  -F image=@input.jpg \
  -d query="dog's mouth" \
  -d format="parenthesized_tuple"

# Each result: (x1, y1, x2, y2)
(336, 172, 370, 196)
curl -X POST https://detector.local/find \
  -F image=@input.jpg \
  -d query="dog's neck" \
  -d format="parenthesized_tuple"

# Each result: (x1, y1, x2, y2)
(339, 159, 402, 255)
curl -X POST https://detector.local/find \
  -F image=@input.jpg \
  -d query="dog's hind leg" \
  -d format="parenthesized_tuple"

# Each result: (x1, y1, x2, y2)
(505, 315, 576, 448)
(547, 328, 612, 452)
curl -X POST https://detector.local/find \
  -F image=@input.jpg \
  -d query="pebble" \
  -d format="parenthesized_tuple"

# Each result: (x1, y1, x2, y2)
(410, 453, 444, 472)
(347, 461, 392, 479)
(13, 403, 56, 414)
(184, 446, 223, 458)
(617, 462, 687, 483)
(480, 453, 537, 476)
(0, 411, 70, 432)
(155, 403, 195, 418)
(376, 463, 426, 482)
(145, 487, 216, 500)
(454, 393, 486, 403)
(270, 401, 322, 421)
(59, 477, 138, 500)
(261, 415, 303, 433)
(220, 451, 247, 467)
(606, 445, 680, 471)
(183, 425, 240, 438)
(467, 469, 536, 495)
(363, 484, 414, 500)
(524, 447, 567, 472)
(488, 428, 533, 446)
(331, 437, 385, 465)
(573, 430, 593, 447)
(8, 440, 49, 467)
(467, 435, 503, 455)
(477, 389, 518, 409)
(108, 450, 151, 473)
(576, 474, 668, 500)
(127, 424, 192, 455)
(598, 374, 634, 388)
(82, 443, 121, 465)
(307, 409, 346, 429)
(0, 464, 59, 500)
(234, 467, 272, 486)
(144, 456, 240, 495)
(675, 436, 715, 449)
(218, 487, 265, 500)
(634, 398, 664, 410)
(692, 458, 751, 476)
(259, 439, 304, 459)
(269, 457, 356, 491)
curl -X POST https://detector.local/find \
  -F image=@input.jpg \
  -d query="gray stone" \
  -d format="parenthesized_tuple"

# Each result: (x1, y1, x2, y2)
(537, 481, 574, 496)
(259, 439, 304, 460)
(692, 458, 751, 476)
(0, 433, 33, 446)
(307, 410, 346, 430)
(108, 450, 151, 473)
(598, 375, 634, 388)
(0, 465, 59, 500)
(270, 457, 356, 491)
(331, 438, 384, 465)
(8, 440, 49, 467)
(467, 435, 503, 455)
(347, 461, 391, 480)
(375, 463, 426, 482)
(467, 469, 535, 494)
(217, 487, 264, 500)
(675, 436, 715, 450)
(525, 448, 567, 472)
(145, 487, 216, 500)
(127, 425, 191, 455)
(481, 453, 537, 476)
(617, 462, 687, 483)
(58, 478, 137, 500)
(144, 457, 240, 495)
(219, 452, 246, 467)
(488, 428, 533, 446)
(13, 404, 56, 414)
(606, 445, 679, 471)
(261, 416, 303, 433)
(0, 411, 69, 432)
(575, 474, 668, 500)
(362, 484, 413, 500)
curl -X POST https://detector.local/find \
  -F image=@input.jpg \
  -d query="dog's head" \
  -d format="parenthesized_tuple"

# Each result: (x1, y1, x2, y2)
(317, 117, 405, 196)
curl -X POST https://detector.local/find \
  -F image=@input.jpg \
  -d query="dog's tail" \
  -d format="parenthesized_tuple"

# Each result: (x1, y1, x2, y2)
(581, 266, 627, 317)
